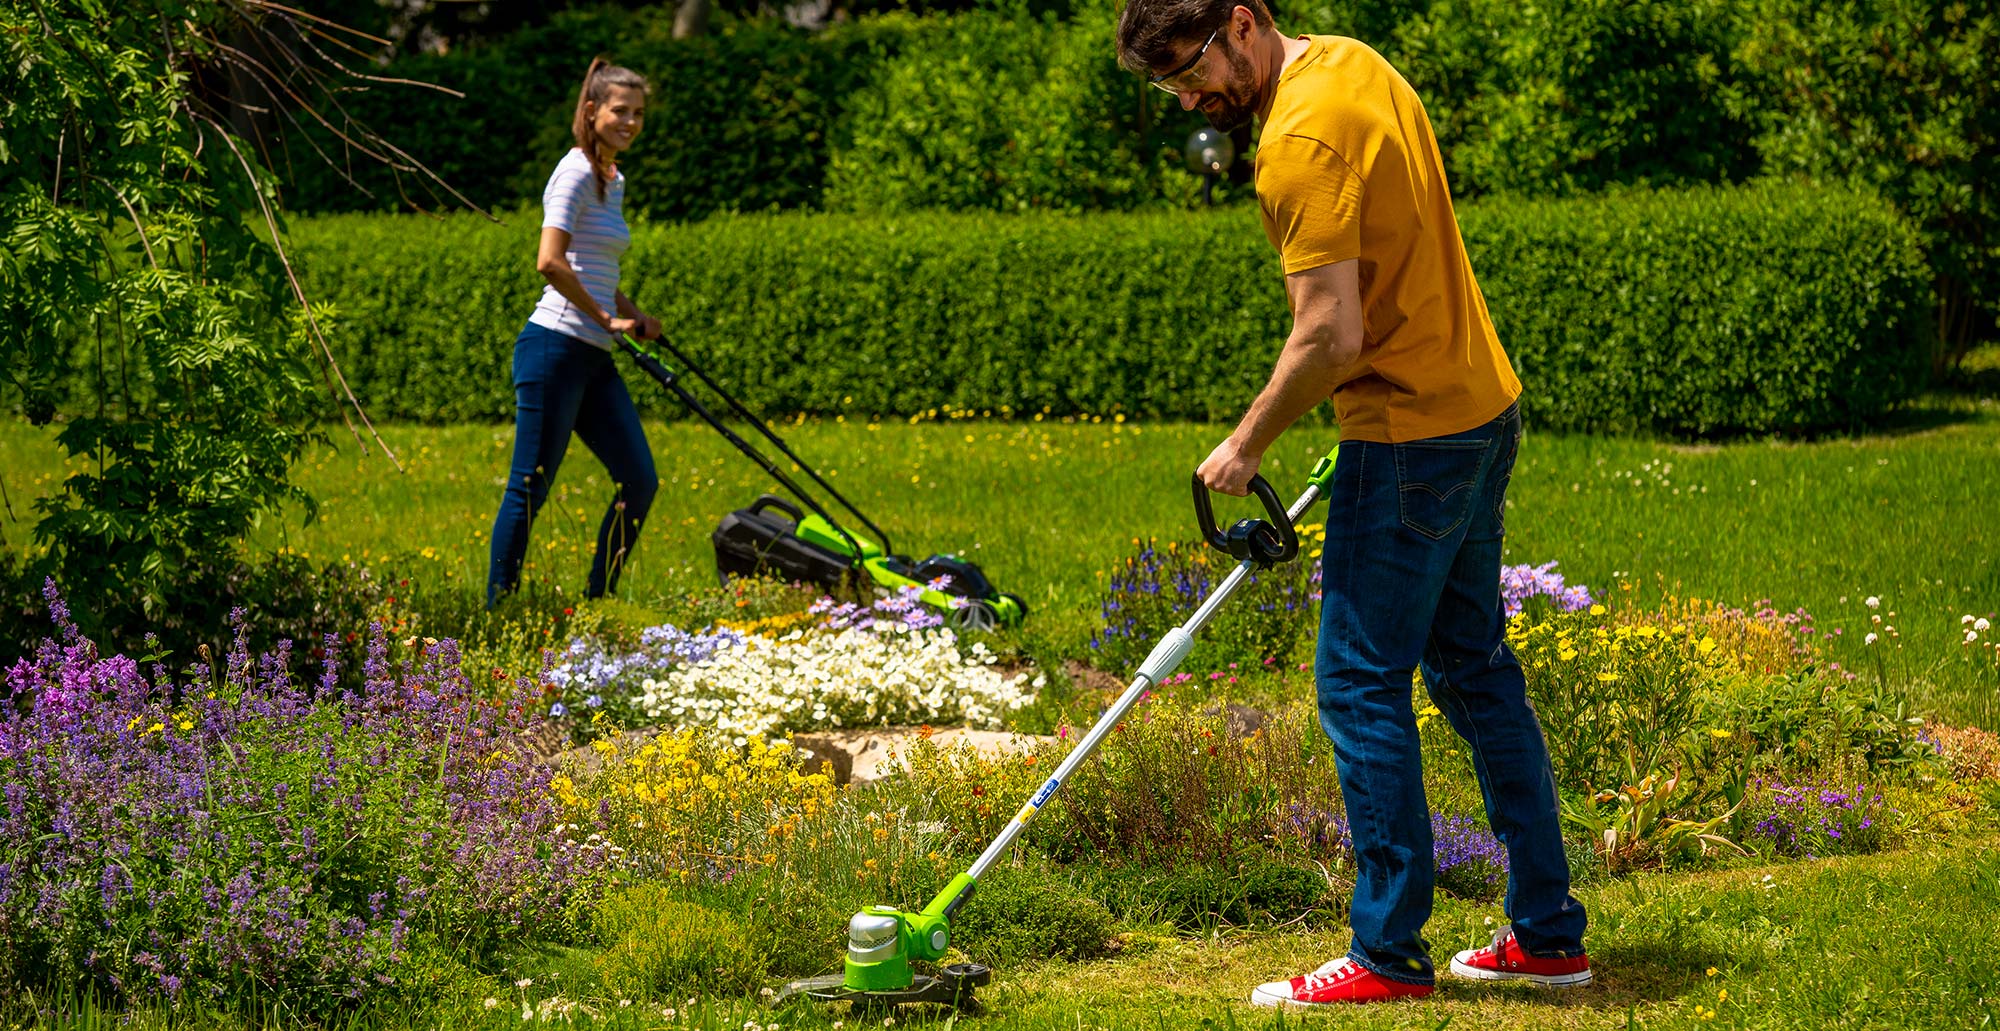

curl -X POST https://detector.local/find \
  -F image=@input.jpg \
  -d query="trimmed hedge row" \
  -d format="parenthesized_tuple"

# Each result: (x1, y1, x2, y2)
(291, 182, 1931, 436)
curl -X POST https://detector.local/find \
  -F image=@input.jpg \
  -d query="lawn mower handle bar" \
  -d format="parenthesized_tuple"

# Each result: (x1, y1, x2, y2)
(615, 332, 899, 561)
(951, 473, 1328, 891)
(614, 334, 874, 569)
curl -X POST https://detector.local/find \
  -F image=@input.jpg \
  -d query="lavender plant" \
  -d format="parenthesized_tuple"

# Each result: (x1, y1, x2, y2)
(1430, 813, 1511, 901)
(1089, 539, 1313, 673)
(0, 583, 608, 1011)
(1276, 806, 1508, 900)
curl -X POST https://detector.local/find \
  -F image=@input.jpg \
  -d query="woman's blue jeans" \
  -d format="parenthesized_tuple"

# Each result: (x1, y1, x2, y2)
(1315, 402, 1586, 984)
(487, 322, 658, 604)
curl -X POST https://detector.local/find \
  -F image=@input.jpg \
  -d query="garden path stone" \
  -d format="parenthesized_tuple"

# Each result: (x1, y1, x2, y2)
(794, 727, 1056, 786)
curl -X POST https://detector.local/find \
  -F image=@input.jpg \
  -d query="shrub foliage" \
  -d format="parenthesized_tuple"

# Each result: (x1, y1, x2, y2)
(293, 183, 1931, 436)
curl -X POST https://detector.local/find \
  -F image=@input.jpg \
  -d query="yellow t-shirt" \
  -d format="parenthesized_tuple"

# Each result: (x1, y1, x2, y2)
(1254, 35, 1521, 444)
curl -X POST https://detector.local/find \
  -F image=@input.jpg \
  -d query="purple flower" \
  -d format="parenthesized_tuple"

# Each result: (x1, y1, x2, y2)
(1499, 562, 1595, 619)
(0, 587, 610, 1005)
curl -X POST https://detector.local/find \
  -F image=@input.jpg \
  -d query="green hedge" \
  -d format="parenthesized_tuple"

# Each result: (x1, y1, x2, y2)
(291, 182, 1931, 436)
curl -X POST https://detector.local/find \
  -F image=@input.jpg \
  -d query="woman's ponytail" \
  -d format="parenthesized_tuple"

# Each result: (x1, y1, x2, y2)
(570, 56, 649, 202)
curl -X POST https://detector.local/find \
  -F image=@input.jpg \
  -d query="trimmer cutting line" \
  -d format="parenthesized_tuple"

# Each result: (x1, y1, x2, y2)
(614, 333, 1026, 630)
(773, 451, 1340, 1010)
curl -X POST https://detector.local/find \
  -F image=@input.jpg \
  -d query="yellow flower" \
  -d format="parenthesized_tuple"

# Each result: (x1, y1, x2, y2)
(1698, 636, 1719, 655)
(1589, 604, 1607, 616)
(1709, 728, 1731, 739)
(1596, 672, 1620, 683)
(1558, 648, 1579, 662)
(1706, 967, 1718, 977)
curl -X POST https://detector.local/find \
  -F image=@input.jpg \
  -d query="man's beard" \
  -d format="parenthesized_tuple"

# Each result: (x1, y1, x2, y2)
(1199, 45, 1260, 131)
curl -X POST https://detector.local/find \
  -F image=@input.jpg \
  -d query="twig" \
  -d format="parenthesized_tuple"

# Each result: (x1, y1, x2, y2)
(189, 109, 403, 473)
(110, 188, 161, 271)
(237, 0, 391, 48)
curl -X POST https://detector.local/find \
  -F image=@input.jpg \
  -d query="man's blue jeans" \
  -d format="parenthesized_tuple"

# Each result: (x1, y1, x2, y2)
(488, 322, 659, 604)
(1314, 402, 1585, 983)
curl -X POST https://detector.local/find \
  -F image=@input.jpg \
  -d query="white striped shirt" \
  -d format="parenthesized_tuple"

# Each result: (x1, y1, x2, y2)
(528, 148, 629, 349)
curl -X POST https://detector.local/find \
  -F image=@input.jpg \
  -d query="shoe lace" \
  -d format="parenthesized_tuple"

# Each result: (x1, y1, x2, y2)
(1304, 958, 1360, 989)
(1479, 928, 1515, 959)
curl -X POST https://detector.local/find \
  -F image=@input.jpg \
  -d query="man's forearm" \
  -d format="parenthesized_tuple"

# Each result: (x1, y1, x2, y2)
(1230, 327, 1361, 455)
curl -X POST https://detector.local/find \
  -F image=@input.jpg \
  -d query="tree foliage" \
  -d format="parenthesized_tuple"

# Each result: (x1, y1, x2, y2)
(0, 0, 403, 628)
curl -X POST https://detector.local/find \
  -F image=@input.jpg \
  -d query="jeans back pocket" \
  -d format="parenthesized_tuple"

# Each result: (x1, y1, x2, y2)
(1392, 439, 1489, 540)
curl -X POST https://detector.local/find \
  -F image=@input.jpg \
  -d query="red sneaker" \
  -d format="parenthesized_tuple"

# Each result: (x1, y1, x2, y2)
(1249, 957, 1435, 1008)
(1448, 930, 1593, 987)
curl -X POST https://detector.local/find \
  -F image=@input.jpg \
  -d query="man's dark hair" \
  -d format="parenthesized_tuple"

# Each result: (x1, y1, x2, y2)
(1116, 0, 1273, 75)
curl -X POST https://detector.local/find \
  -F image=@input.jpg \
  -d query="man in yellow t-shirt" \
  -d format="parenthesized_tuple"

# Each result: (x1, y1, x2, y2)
(1117, 0, 1590, 1008)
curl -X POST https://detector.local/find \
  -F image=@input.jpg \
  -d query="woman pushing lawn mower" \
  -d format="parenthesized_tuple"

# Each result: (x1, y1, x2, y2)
(488, 58, 664, 608)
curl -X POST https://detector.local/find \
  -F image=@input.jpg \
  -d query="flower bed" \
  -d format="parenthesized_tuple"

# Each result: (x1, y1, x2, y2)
(0, 584, 604, 1009)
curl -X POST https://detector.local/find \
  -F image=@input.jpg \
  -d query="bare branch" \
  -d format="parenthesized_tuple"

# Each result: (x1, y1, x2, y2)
(236, 0, 391, 48)
(110, 188, 162, 272)
(285, 21, 466, 97)
(189, 108, 404, 474)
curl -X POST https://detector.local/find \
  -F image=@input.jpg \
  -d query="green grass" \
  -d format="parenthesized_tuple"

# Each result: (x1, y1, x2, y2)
(2, 396, 1996, 726)
(16, 837, 1998, 1030)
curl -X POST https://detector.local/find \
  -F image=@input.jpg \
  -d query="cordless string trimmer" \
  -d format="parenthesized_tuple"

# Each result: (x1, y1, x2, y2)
(777, 450, 1339, 1009)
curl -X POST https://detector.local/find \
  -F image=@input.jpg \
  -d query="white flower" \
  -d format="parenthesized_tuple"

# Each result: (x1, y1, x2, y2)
(1978, 618, 1992, 633)
(1865, 633, 1879, 646)
(485, 998, 500, 1010)
(1967, 630, 1979, 644)
(1965, 615, 1978, 625)
(516, 978, 534, 989)
(1865, 596, 1880, 608)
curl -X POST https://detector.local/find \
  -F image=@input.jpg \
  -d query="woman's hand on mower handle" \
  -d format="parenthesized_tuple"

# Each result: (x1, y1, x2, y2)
(633, 313, 662, 341)
(605, 316, 642, 338)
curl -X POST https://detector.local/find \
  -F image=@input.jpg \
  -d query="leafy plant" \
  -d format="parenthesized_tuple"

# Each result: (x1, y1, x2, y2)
(591, 885, 763, 998)
(1511, 606, 1739, 794)
(1730, 0, 2000, 371)
(947, 864, 1116, 966)
(0, 1, 418, 625)
(1562, 771, 1748, 872)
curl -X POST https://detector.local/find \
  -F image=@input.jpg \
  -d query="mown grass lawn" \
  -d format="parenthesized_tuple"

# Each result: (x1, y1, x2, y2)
(8, 396, 1996, 725)
(14, 837, 1996, 1030)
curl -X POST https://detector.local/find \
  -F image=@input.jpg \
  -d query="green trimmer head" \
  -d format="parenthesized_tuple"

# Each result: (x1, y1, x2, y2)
(774, 875, 991, 1008)
(775, 451, 1341, 1013)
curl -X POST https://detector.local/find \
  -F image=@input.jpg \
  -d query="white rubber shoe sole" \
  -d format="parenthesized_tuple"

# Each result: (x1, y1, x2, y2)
(1448, 953, 1594, 987)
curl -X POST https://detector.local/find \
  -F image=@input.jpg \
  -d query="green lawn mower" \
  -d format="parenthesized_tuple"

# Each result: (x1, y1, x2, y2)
(616, 334, 1027, 631)
(773, 451, 1340, 1011)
